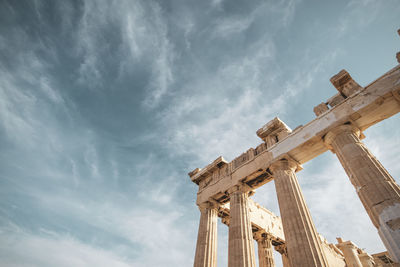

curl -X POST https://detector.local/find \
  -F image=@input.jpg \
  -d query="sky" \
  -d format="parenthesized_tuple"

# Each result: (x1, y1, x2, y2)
(0, 0, 399, 266)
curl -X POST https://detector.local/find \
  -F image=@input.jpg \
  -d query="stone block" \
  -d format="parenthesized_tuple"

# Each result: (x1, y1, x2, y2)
(314, 102, 329, 116)
(330, 69, 363, 97)
(327, 93, 345, 107)
(256, 117, 292, 147)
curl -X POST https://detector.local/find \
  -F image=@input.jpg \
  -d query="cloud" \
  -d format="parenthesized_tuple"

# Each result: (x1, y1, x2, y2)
(157, 40, 278, 155)
(212, 16, 254, 38)
(210, 0, 224, 9)
(72, 0, 175, 107)
(4, 183, 195, 267)
(272, 0, 298, 27)
(0, 72, 37, 146)
(117, 209, 194, 266)
(0, 24, 75, 152)
(363, 117, 400, 175)
(210, 0, 298, 39)
(0, 228, 132, 267)
(38, 76, 64, 104)
(84, 144, 100, 179)
(142, 4, 175, 108)
(159, 60, 280, 163)
(333, 0, 395, 37)
(156, 39, 336, 167)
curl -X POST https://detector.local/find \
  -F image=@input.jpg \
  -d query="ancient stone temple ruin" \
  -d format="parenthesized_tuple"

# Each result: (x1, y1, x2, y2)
(189, 32, 400, 267)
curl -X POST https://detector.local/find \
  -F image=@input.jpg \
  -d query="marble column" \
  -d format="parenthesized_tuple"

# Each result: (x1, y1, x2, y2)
(358, 253, 375, 267)
(228, 185, 256, 267)
(282, 253, 291, 267)
(336, 239, 363, 267)
(193, 202, 218, 267)
(270, 158, 328, 267)
(275, 244, 291, 267)
(255, 232, 275, 267)
(324, 124, 400, 262)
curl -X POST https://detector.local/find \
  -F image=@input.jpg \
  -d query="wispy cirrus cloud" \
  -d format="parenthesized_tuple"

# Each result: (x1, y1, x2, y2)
(158, 40, 337, 166)
(211, 16, 254, 38)
(0, 227, 131, 267)
(0, 154, 195, 266)
(73, 0, 175, 107)
(0, 56, 65, 148)
(331, 0, 399, 38)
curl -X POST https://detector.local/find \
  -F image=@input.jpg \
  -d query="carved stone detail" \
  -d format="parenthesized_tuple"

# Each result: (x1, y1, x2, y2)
(256, 117, 292, 148)
(330, 69, 363, 97)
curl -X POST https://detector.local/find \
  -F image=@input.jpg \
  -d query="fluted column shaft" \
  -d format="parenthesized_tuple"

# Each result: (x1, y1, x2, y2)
(271, 159, 328, 267)
(325, 125, 400, 262)
(194, 203, 218, 267)
(228, 187, 256, 267)
(256, 235, 275, 267)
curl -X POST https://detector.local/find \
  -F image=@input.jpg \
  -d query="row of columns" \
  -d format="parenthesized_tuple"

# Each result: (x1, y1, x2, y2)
(193, 124, 400, 266)
(193, 189, 278, 267)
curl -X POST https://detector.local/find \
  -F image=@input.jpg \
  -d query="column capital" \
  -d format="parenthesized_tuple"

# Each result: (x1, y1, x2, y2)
(253, 231, 270, 242)
(274, 244, 287, 255)
(269, 156, 302, 174)
(198, 201, 219, 212)
(227, 183, 253, 195)
(323, 124, 361, 147)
